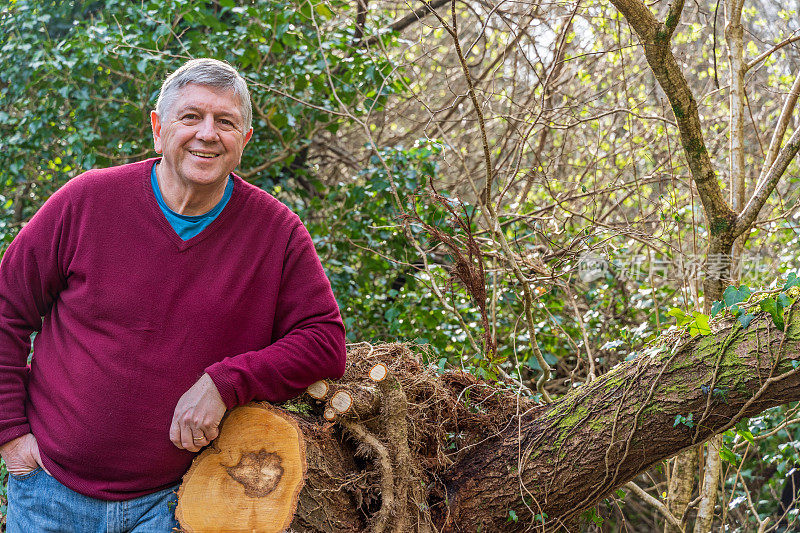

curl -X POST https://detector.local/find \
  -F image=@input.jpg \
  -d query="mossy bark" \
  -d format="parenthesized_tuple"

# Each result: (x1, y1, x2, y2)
(278, 320, 800, 532)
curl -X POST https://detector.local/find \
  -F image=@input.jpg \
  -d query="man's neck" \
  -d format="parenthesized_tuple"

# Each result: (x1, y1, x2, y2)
(155, 162, 228, 216)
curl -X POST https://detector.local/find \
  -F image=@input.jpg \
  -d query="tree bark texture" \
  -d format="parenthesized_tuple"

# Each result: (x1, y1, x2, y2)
(279, 314, 800, 532)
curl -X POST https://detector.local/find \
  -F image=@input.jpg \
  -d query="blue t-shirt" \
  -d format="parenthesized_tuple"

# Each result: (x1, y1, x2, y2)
(151, 164, 233, 240)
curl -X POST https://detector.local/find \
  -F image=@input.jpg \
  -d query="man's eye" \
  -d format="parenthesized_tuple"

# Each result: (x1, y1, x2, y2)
(220, 119, 234, 127)
(182, 114, 199, 120)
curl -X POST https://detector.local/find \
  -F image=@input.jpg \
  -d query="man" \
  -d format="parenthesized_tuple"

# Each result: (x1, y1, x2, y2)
(0, 58, 346, 531)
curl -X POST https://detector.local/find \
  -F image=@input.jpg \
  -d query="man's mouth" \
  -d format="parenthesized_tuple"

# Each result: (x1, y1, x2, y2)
(189, 151, 220, 159)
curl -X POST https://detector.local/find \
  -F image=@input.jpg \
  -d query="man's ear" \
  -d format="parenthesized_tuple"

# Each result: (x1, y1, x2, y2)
(151, 110, 163, 154)
(243, 127, 253, 148)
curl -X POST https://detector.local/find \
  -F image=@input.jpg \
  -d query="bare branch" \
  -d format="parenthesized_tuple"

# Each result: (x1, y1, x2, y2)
(664, 0, 685, 41)
(734, 125, 800, 237)
(746, 33, 800, 72)
(626, 481, 683, 530)
(759, 71, 800, 182)
(609, 0, 736, 235)
(362, 0, 451, 47)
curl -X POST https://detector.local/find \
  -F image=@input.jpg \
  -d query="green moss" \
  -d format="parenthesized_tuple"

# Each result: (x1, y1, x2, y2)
(557, 405, 589, 429)
(687, 138, 706, 156)
(643, 403, 664, 417)
(588, 417, 605, 432)
(785, 310, 800, 340)
(663, 382, 691, 395)
(283, 400, 313, 414)
(709, 218, 730, 235)
(603, 376, 625, 391)
(550, 404, 591, 451)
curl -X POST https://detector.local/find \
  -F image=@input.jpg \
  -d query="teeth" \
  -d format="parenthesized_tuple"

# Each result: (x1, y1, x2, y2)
(190, 151, 219, 158)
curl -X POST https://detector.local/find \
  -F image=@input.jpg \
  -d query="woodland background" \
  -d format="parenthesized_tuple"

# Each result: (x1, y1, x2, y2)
(2, 0, 800, 530)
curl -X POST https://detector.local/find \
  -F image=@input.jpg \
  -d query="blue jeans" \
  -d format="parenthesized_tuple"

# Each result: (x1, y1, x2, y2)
(6, 467, 180, 532)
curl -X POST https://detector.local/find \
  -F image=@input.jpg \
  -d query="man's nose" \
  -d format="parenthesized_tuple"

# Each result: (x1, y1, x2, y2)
(195, 116, 219, 142)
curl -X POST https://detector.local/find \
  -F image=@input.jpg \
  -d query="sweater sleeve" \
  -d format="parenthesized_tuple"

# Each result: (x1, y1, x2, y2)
(204, 221, 346, 408)
(0, 186, 73, 447)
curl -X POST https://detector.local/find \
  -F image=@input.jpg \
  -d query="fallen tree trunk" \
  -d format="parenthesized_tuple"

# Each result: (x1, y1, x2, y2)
(206, 307, 800, 532)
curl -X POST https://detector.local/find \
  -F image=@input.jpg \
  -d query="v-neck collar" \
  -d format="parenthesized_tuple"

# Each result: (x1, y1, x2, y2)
(141, 158, 242, 252)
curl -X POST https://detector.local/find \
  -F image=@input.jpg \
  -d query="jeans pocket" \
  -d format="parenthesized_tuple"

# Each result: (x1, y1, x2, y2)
(9, 466, 41, 481)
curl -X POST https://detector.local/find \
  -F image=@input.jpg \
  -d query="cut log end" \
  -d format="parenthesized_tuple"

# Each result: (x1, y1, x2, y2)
(330, 390, 353, 414)
(175, 403, 306, 533)
(306, 380, 329, 400)
(323, 406, 337, 421)
(369, 363, 388, 382)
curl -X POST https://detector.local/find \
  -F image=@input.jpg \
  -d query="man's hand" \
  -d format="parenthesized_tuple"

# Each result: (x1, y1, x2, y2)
(170, 373, 226, 452)
(0, 433, 50, 476)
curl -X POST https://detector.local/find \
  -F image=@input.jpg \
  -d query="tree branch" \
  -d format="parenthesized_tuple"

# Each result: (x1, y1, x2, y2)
(664, 0, 685, 41)
(759, 71, 800, 183)
(609, 0, 736, 236)
(443, 308, 800, 527)
(626, 481, 683, 529)
(746, 33, 800, 72)
(362, 0, 451, 47)
(734, 125, 800, 237)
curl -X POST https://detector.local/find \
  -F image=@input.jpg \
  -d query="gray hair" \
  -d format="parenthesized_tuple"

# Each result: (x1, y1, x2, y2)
(156, 58, 252, 132)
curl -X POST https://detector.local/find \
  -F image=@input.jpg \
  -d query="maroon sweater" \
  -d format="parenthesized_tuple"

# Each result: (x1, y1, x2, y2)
(0, 158, 346, 500)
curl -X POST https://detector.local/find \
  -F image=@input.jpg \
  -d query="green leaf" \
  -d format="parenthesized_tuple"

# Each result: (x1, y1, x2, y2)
(719, 445, 739, 465)
(784, 272, 800, 290)
(615, 489, 626, 499)
(737, 313, 755, 328)
(690, 312, 710, 336)
(778, 292, 792, 307)
(723, 285, 751, 307)
(759, 297, 785, 330)
(737, 428, 755, 445)
(314, 2, 334, 18)
(507, 510, 518, 523)
(667, 308, 686, 319)
(668, 308, 690, 327)
(711, 300, 724, 317)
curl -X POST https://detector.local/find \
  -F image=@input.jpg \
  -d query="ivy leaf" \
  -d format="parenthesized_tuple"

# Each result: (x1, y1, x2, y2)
(737, 428, 755, 445)
(783, 272, 800, 290)
(737, 313, 756, 328)
(690, 312, 710, 336)
(723, 285, 751, 308)
(759, 297, 785, 330)
(778, 292, 792, 307)
(719, 445, 740, 465)
(711, 300, 724, 317)
(668, 308, 690, 327)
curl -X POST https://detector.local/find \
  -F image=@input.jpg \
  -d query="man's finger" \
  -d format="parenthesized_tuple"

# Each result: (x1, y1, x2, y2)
(205, 425, 219, 441)
(169, 418, 183, 449)
(30, 437, 52, 476)
(180, 424, 196, 451)
(191, 429, 207, 446)
(182, 424, 206, 452)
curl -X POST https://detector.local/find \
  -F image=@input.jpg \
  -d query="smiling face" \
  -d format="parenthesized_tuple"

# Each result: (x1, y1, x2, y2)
(151, 83, 253, 192)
